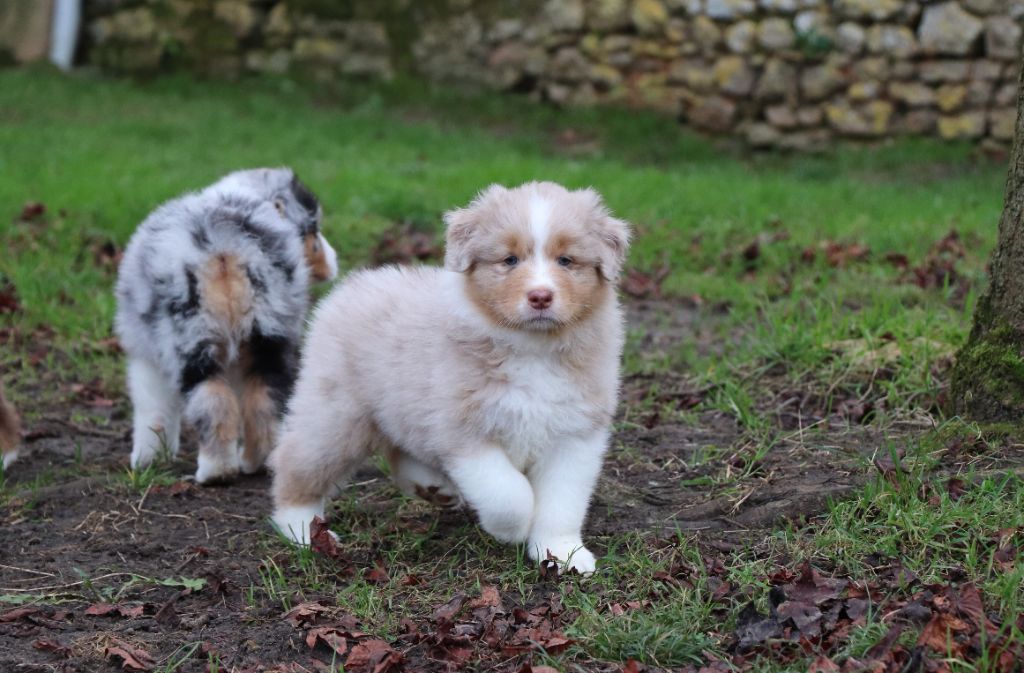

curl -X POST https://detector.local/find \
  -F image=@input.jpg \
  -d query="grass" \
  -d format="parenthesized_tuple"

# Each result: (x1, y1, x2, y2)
(1, 65, 1021, 671)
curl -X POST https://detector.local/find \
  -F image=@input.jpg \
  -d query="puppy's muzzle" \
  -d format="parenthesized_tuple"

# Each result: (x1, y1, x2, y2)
(527, 288, 554, 310)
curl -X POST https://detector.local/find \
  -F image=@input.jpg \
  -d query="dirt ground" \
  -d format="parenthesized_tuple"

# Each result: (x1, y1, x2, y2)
(0, 300, 994, 673)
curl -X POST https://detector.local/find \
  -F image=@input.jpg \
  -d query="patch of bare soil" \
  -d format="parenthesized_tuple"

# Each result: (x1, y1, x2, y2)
(0, 299, 1004, 672)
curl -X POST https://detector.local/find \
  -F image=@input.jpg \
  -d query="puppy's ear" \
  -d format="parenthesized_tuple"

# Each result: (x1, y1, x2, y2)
(289, 174, 320, 216)
(443, 185, 506, 273)
(578, 188, 631, 282)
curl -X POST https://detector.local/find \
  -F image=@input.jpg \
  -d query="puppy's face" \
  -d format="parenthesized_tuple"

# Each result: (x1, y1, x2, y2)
(444, 182, 630, 332)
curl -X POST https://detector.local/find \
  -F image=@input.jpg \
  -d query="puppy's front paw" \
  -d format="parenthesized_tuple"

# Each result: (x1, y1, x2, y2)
(479, 506, 533, 544)
(272, 504, 328, 545)
(530, 538, 597, 575)
(195, 449, 241, 485)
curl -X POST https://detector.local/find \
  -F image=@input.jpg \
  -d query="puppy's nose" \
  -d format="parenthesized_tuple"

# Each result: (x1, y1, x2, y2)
(527, 288, 554, 310)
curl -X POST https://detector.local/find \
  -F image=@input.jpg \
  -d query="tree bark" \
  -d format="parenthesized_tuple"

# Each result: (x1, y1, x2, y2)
(951, 59, 1024, 422)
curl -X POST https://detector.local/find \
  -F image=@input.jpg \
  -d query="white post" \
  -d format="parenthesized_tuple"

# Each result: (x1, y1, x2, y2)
(49, 0, 81, 71)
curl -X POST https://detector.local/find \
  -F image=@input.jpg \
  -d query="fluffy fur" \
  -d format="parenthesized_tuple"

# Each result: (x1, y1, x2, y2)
(0, 382, 20, 470)
(269, 181, 630, 573)
(115, 168, 338, 483)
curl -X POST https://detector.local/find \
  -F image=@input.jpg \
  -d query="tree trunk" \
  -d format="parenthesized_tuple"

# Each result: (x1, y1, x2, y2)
(951, 60, 1024, 422)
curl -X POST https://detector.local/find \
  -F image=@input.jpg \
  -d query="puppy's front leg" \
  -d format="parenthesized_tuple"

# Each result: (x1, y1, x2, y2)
(127, 358, 182, 469)
(526, 429, 608, 574)
(447, 447, 534, 544)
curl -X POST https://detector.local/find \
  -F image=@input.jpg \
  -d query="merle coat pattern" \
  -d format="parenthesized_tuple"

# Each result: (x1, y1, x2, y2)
(115, 168, 337, 483)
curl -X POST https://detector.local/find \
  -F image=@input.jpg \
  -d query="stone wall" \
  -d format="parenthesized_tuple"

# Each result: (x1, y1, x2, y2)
(83, 1, 1023, 149)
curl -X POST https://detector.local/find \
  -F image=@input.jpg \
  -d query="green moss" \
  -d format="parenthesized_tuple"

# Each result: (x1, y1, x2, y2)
(952, 313, 1024, 422)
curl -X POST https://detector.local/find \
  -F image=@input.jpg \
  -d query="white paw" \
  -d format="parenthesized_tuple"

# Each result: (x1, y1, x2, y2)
(480, 507, 533, 544)
(239, 454, 265, 475)
(195, 448, 241, 485)
(530, 538, 597, 575)
(130, 442, 157, 470)
(272, 504, 326, 545)
(2, 449, 18, 470)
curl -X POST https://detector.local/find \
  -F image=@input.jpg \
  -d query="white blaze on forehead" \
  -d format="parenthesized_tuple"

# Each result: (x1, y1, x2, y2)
(528, 192, 555, 290)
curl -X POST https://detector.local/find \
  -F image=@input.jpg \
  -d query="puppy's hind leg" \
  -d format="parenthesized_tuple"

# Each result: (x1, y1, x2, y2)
(239, 333, 297, 475)
(185, 376, 242, 484)
(269, 402, 374, 545)
(386, 447, 462, 508)
(127, 358, 182, 469)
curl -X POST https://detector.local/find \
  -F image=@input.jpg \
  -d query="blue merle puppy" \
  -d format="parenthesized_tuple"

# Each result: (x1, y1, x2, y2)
(115, 168, 337, 483)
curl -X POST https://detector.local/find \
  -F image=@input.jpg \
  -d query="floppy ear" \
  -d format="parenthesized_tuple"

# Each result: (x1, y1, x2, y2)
(443, 207, 476, 272)
(443, 185, 506, 273)
(596, 214, 631, 281)
(579, 188, 631, 282)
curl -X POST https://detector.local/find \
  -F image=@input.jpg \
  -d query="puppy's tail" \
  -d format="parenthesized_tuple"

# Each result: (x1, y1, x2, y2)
(199, 253, 254, 338)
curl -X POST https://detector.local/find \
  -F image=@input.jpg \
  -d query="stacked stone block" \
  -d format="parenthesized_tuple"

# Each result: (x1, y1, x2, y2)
(84, 0, 1023, 148)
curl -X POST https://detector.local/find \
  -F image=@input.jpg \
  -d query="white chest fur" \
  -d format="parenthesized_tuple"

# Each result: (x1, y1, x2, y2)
(477, 352, 599, 471)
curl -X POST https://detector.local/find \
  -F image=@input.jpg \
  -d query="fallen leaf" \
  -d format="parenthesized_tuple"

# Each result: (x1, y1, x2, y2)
(310, 516, 342, 560)
(782, 562, 847, 606)
(85, 603, 145, 618)
(917, 611, 970, 654)
(951, 583, 986, 630)
(883, 252, 910, 270)
(623, 660, 643, 673)
(283, 601, 330, 627)
(19, 201, 46, 221)
(364, 563, 389, 584)
(370, 222, 441, 266)
(620, 265, 670, 299)
(33, 637, 71, 657)
(104, 640, 155, 671)
(872, 448, 907, 484)
(0, 278, 21, 315)
(345, 638, 403, 673)
(865, 622, 904, 660)
(946, 477, 969, 501)
(776, 600, 823, 637)
(153, 594, 181, 627)
(431, 593, 467, 623)
(734, 602, 782, 652)
(0, 607, 41, 622)
(306, 626, 349, 656)
(467, 585, 501, 610)
(808, 655, 839, 673)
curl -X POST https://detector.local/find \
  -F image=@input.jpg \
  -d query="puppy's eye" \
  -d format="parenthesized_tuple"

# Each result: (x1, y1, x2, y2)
(274, 200, 286, 214)
(504, 255, 519, 267)
(556, 256, 573, 267)
(311, 240, 320, 253)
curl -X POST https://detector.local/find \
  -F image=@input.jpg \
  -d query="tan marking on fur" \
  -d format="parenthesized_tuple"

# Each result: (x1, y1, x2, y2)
(199, 253, 253, 332)
(241, 377, 278, 471)
(203, 378, 241, 445)
(465, 262, 532, 329)
(304, 233, 332, 283)
(0, 384, 20, 458)
(465, 237, 611, 333)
